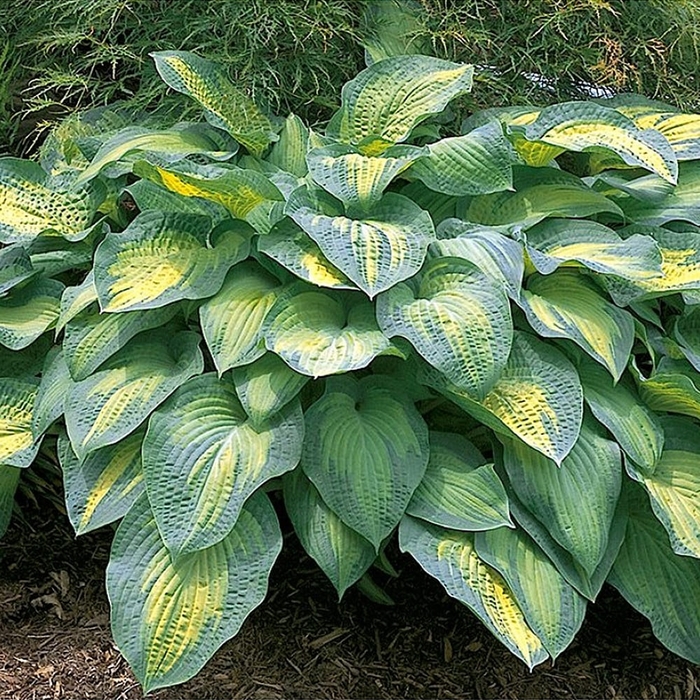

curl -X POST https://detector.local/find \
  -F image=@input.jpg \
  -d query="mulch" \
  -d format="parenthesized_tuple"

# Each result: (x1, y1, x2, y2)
(1, 501, 698, 700)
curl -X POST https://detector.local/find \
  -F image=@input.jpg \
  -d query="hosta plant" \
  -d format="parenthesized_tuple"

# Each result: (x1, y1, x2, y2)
(2, 49, 700, 691)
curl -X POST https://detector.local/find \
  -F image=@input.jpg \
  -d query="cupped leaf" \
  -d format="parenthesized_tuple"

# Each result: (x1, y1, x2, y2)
(636, 357, 700, 421)
(94, 211, 250, 313)
(327, 55, 473, 151)
(58, 429, 145, 535)
(64, 329, 203, 458)
(283, 468, 375, 599)
(264, 286, 392, 377)
(0, 277, 64, 350)
(287, 187, 434, 297)
(107, 492, 282, 693)
(0, 464, 20, 538)
(151, 51, 276, 156)
(199, 262, 283, 375)
(502, 417, 622, 576)
(0, 245, 35, 295)
(143, 373, 303, 556)
(267, 114, 311, 178)
(410, 121, 518, 196)
(608, 482, 700, 665)
(377, 256, 513, 398)
(407, 432, 512, 531)
(232, 353, 310, 427)
(399, 516, 548, 669)
(126, 179, 229, 222)
(32, 347, 72, 438)
(518, 270, 635, 380)
(475, 526, 587, 660)
(56, 271, 97, 333)
(302, 375, 429, 548)
(0, 376, 40, 468)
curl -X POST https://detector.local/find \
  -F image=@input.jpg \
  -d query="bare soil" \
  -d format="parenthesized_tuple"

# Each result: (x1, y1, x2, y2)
(1, 502, 699, 700)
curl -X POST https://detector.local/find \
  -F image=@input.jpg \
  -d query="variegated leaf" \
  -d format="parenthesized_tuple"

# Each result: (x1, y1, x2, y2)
(0, 245, 35, 295)
(32, 347, 72, 438)
(0, 376, 40, 468)
(56, 271, 97, 333)
(267, 114, 311, 177)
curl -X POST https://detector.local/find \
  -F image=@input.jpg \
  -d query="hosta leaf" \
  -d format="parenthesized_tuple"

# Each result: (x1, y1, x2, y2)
(0, 157, 100, 243)
(287, 187, 434, 297)
(502, 417, 622, 575)
(94, 211, 250, 313)
(673, 305, 700, 371)
(407, 432, 512, 531)
(0, 376, 40, 468)
(27, 235, 95, 277)
(398, 516, 548, 669)
(525, 219, 663, 281)
(307, 143, 425, 209)
(410, 121, 518, 196)
(423, 333, 583, 464)
(327, 55, 473, 151)
(143, 373, 302, 556)
(475, 526, 587, 660)
(107, 492, 282, 693)
(0, 245, 35, 295)
(302, 375, 429, 548)
(400, 180, 458, 225)
(32, 347, 71, 438)
(58, 429, 144, 535)
(257, 218, 355, 290)
(0, 334, 52, 378)
(521, 101, 678, 183)
(264, 286, 392, 377)
(519, 271, 635, 380)
(0, 464, 20, 538)
(0, 277, 63, 350)
(608, 482, 700, 665)
(628, 416, 700, 558)
(361, 0, 430, 64)
(630, 110, 700, 160)
(232, 353, 310, 427)
(56, 272, 97, 333)
(126, 180, 229, 222)
(377, 256, 513, 398)
(636, 357, 700, 421)
(267, 114, 310, 177)
(283, 468, 375, 599)
(432, 220, 524, 300)
(151, 51, 276, 156)
(199, 262, 283, 375)
(579, 359, 663, 473)
(65, 329, 203, 458)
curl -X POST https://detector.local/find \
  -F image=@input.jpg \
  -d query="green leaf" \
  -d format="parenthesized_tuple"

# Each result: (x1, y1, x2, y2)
(58, 429, 144, 535)
(608, 482, 700, 665)
(143, 372, 302, 556)
(302, 375, 429, 548)
(475, 526, 587, 660)
(199, 262, 283, 375)
(0, 245, 35, 295)
(56, 271, 97, 332)
(232, 353, 309, 427)
(151, 51, 276, 156)
(32, 347, 72, 438)
(267, 114, 311, 178)
(264, 285, 393, 377)
(327, 55, 473, 152)
(629, 109, 700, 160)
(502, 417, 622, 575)
(107, 492, 282, 693)
(407, 432, 512, 531)
(64, 329, 203, 458)
(0, 464, 20, 538)
(518, 271, 635, 380)
(126, 180, 229, 222)
(283, 468, 375, 599)
(287, 187, 434, 297)
(673, 305, 700, 371)
(0, 334, 52, 378)
(398, 516, 548, 669)
(377, 256, 513, 398)
(94, 211, 250, 313)
(0, 277, 63, 350)
(410, 121, 518, 196)
(636, 357, 700, 421)
(361, 0, 430, 65)
(0, 376, 39, 467)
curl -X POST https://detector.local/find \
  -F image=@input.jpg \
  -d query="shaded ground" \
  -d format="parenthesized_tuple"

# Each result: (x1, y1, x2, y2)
(1, 504, 699, 700)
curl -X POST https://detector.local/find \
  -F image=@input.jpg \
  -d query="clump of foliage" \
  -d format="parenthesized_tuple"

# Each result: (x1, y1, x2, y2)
(5, 0, 700, 153)
(2, 48, 700, 693)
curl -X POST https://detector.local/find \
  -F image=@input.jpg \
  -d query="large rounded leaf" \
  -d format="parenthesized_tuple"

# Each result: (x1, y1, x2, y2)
(406, 432, 512, 531)
(398, 516, 548, 669)
(64, 329, 203, 458)
(107, 492, 282, 693)
(264, 285, 392, 377)
(377, 256, 512, 398)
(0, 376, 40, 468)
(283, 468, 375, 599)
(475, 526, 587, 660)
(199, 262, 283, 375)
(302, 375, 429, 548)
(287, 187, 434, 297)
(327, 55, 473, 151)
(143, 373, 303, 556)
(94, 211, 250, 313)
